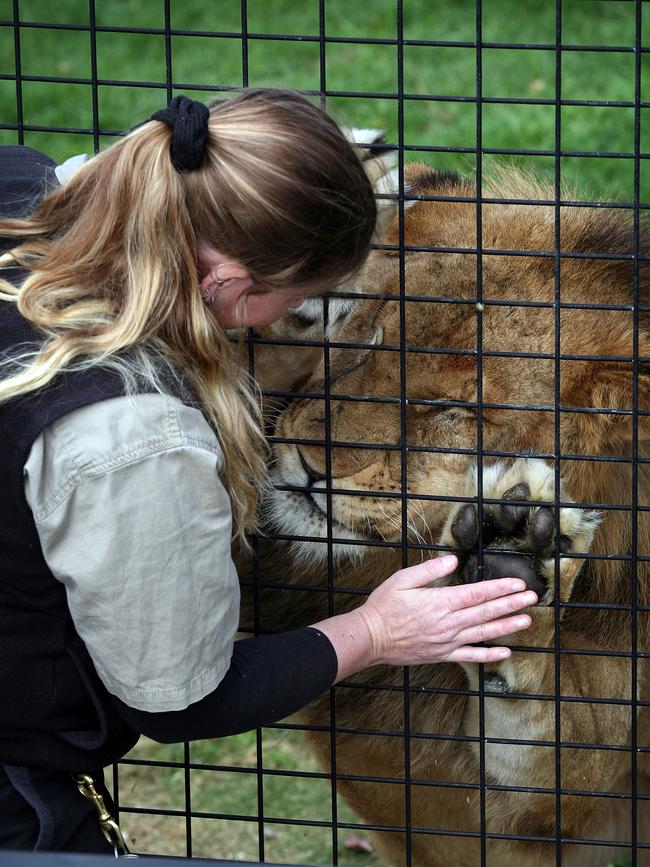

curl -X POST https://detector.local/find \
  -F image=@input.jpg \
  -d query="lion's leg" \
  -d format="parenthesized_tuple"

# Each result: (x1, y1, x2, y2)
(301, 671, 484, 867)
(458, 648, 646, 866)
(436, 459, 643, 865)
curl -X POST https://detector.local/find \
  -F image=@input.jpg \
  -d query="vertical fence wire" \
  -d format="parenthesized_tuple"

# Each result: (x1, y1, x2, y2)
(474, 2, 487, 864)
(88, 0, 99, 154)
(631, 1, 642, 864)
(235, 5, 268, 862)
(11, 0, 22, 144)
(553, 2, 563, 864)
(396, 4, 414, 866)
(163, 0, 173, 102)
(317, 3, 342, 864)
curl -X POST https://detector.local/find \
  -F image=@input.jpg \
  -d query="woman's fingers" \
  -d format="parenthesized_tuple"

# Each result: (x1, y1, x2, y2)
(452, 590, 537, 631)
(395, 555, 459, 589)
(447, 645, 512, 663)
(444, 576, 530, 611)
(454, 613, 532, 647)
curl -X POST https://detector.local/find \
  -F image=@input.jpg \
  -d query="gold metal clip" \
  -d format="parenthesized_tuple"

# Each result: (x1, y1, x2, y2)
(74, 773, 136, 858)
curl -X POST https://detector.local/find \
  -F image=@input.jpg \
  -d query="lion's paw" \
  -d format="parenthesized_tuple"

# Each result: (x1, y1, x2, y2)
(439, 459, 600, 605)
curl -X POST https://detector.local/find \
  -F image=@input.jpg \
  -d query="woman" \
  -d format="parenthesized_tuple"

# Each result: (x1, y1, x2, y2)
(0, 89, 536, 855)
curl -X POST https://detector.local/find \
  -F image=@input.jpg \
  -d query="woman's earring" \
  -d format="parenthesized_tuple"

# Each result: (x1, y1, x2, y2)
(200, 284, 218, 305)
(210, 263, 227, 285)
(200, 263, 227, 306)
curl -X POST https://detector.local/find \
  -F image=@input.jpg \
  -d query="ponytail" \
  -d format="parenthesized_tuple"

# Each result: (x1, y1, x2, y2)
(0, 88, 377, 542)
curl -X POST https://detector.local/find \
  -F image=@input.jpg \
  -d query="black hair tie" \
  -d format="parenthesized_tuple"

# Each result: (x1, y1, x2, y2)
(150, 95, 210, 172)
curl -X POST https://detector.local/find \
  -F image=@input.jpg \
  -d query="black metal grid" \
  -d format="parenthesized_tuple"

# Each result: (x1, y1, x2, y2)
(3, 1, 649, 864)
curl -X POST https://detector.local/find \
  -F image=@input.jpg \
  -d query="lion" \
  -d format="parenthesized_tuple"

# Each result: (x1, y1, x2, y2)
(237, 162, 650, 867)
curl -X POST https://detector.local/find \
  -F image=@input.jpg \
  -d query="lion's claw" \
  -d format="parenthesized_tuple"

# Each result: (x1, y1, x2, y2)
(450, 504, 478, 548)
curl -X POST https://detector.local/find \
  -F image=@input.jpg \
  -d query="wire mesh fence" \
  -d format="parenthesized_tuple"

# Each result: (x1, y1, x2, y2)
(2, 1, 649, 865)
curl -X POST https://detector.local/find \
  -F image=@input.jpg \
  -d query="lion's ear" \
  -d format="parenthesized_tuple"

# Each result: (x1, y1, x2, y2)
(375, 163, 471, 247)
(343, 127, 405, 243)
(344, 127, 392, 173)
(372, 165, 404, 242)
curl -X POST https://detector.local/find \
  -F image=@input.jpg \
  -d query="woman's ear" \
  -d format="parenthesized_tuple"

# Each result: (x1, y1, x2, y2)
(212, 262, 250, 282)
(196, 243, 251, 282)
(199, 269, 254, 305)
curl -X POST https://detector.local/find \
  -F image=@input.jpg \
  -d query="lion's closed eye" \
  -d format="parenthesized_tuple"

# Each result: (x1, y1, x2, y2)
(291, 299, 321, 326)
(291, 297, 361, 332)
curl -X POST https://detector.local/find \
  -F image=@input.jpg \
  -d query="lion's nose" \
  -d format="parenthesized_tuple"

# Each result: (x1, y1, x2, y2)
(297, 448, 326, 484)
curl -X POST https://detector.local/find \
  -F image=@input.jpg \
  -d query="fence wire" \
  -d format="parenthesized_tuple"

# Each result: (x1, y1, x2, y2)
(2, 1, 648, 865)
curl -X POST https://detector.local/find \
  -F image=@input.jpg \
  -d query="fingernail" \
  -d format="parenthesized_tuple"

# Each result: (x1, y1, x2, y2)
(510, 580, 526, 592)
(523, 592, 538, 606)
(436, 554, 458, 569)
(498, 649, 510, 659)
(516, 616, 531, 628)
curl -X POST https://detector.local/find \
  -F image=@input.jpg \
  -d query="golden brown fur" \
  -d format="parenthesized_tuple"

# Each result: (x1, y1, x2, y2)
(238, 164, 650, 866)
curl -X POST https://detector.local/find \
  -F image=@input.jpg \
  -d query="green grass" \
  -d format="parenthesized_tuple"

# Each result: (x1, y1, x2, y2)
(113, 728, 380, 864)
(1, 1, 645, 863)
(2, 0, 650, 199)
(114, 731, 634, 867)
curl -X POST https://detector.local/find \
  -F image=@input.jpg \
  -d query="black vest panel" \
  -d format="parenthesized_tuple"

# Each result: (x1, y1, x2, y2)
(0, 147, 140, 771)
(0, 301, 140, 772)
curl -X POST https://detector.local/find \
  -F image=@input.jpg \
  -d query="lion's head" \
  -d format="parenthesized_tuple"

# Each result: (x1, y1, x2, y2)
(252, 164, 650, 612)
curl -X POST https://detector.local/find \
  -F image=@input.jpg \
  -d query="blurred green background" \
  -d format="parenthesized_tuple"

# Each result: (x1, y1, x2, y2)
(0, 1, 640, 864)
(115, 729, 385, 864)
(2, 0, 650, 201)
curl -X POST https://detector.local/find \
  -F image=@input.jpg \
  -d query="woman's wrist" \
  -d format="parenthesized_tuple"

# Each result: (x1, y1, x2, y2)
(311, 605, 378, 684)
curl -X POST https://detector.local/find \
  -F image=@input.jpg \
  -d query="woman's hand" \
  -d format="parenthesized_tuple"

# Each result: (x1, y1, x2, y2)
(313, 555, 537, 683)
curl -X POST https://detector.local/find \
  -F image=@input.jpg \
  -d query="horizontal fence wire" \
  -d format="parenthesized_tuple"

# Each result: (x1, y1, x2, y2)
(4, 0, 650, 865)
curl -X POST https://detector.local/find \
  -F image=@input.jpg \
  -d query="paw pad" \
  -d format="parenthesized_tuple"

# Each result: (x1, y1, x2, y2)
(448, 482, 570, 602)
(440, 461, 600, 607)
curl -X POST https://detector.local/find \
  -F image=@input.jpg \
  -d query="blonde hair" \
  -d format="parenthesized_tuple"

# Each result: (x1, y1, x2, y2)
(0, 89, 377, 544)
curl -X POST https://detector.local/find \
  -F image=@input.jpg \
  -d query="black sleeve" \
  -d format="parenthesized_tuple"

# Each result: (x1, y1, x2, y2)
(111, 627, 339, 744)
